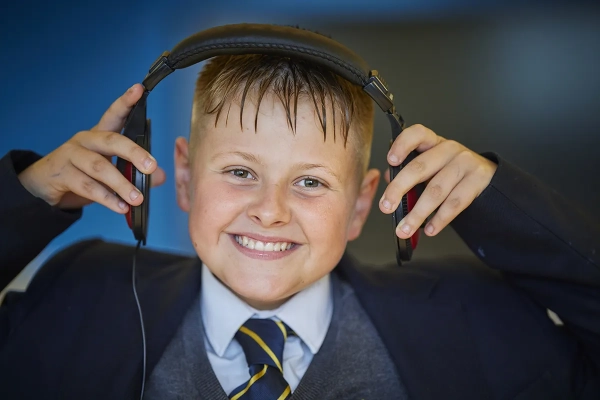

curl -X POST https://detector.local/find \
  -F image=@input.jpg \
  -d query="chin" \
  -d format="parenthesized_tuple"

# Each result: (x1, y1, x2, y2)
(224, 271, 297, 309)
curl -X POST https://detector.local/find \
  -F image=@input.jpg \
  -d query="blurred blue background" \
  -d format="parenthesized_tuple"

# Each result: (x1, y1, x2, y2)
(1, 0, 599, 291)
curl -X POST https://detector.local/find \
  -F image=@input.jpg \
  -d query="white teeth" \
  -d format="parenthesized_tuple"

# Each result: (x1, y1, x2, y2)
(234, 235, 294, 252)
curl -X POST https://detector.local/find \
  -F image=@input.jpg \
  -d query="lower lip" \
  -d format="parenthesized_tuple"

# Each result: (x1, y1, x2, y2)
(229, 234, 299, 260)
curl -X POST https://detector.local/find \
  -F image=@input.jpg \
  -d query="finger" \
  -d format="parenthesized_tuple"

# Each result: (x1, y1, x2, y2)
(380, 140, 462, 214)
(384, 168, 390, 184)
(387, 124, 444, 166)
(395, 159, 465, 238)
(70, 147, 144, 206)
(73, 130, 156, 175)
(150, 166, 167, 188)
(422, 171, 483, 236)
(92, 83, 144, 133)
(64, 167, 130, 213)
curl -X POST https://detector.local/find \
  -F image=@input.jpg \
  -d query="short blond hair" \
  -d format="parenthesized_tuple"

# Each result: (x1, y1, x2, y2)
(191, 54, 374, 174)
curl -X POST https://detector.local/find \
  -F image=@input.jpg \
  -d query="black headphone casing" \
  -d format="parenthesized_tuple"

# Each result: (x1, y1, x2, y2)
(117, 23, 426, 264)
(116, 92, 151, 245)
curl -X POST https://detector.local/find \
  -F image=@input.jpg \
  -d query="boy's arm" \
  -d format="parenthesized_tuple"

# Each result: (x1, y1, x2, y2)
(451, 152, 600, 361)
(0, 84, 164, 290)
(381, 124, 599, 373)
(0, 150, 82, 289)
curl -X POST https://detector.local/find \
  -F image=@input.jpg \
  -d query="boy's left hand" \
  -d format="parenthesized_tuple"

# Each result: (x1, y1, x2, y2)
(379, 124, 497, 239)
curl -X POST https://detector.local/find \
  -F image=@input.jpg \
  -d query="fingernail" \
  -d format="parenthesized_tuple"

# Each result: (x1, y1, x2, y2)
(381, 197, 392, 210)
(118, 200, 127, 210)
(143, 157, 154, 170)
(388, 154, 399, 164)
(127, 84, 136, 94)
(130, 189, 140, 201)
(425, 223, 434, 234)
(397, 219, 411, 234)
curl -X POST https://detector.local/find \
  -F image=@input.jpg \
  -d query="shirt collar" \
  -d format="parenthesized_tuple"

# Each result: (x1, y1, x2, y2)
(200, 264, 333, 357)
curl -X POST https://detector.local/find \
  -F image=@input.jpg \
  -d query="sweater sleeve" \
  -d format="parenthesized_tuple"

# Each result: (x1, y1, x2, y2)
(0, 150, 82, 289)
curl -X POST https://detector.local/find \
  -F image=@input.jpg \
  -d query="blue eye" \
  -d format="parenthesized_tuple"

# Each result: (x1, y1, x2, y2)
(229, 169, 255, 179)
(298, 177, 321, 188)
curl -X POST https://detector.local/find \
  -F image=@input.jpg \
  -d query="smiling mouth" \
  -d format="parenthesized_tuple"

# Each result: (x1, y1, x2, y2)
(234, 235, 296, 252)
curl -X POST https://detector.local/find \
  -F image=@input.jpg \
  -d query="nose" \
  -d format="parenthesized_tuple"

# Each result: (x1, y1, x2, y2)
(247, 183, 292, 227)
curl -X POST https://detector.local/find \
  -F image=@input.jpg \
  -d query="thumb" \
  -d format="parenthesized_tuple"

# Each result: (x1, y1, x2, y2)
(150, 166, 167, 188)
(92, 83, 144, 132)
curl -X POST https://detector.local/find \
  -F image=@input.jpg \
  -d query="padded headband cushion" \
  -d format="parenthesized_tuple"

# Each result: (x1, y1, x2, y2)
(166, 23, 370, 86)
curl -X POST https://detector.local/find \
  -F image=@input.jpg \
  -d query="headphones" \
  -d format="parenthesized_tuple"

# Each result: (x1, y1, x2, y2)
(116, 23, 426, 266)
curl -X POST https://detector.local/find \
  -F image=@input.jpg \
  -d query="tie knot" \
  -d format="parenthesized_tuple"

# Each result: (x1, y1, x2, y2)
(235, 319, 291, 372)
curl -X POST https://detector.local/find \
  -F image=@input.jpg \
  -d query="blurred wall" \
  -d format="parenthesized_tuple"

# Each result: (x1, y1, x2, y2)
(1, 0, 599, 291)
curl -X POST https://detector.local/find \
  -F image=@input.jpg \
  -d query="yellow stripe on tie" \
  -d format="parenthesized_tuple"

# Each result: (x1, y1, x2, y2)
(230, 364, 268, 400)
(275, 320, 287, 340)
(277, 385, 291, 400)
(239, 326, 283, 372)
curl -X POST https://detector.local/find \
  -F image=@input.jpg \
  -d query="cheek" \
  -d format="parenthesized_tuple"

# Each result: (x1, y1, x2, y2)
(188, 178, 245, 244)
(298, 196, 353, 254)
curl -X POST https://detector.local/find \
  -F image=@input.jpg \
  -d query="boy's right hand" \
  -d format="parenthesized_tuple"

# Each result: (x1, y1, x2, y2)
(17, 84, 166, 213)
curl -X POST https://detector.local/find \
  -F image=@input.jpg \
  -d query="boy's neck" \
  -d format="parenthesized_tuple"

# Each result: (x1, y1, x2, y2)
(238, 294, 291, 311)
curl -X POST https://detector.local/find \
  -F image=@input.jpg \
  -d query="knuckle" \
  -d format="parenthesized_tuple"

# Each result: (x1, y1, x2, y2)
(442, 139, 461, 152)
(407, 159, 426, 173)
(456, 149, 475, 163)
(447, 196, 462, 210)
(72, 131, 86, 142)
(81, 179, 96, 195)
(432, 209, 451, 226)
(90, 156, 106, 173)
(425, 183, 444, 200)
(61, 141, 77, 153)
(385, 186, 402, 203)
(104, 132, 120, 146)
(412, 123, 426, 133)
(414, 124, 433, 138)
(406, 208, 424, 224)
(385, 182, 405, 204)
(131, 145, 148, 163)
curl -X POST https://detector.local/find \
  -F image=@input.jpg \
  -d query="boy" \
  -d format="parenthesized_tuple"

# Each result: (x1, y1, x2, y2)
(1, 46, 599, 399)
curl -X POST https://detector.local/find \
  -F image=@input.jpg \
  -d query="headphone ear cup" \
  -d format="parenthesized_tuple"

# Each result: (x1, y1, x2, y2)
(123, 161, 135, 229)
(394, 189, 419, 264)
(129, 121, 151, 245)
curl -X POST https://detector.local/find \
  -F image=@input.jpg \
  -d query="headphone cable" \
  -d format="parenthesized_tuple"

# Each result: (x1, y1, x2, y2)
(132, 239, 147, 400)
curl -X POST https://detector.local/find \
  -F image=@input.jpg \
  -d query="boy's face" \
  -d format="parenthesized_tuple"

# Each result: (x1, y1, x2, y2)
(175, 95, 379, 309)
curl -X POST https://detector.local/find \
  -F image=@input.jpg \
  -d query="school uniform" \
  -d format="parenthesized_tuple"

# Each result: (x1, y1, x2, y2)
(1, 149, 598, 399)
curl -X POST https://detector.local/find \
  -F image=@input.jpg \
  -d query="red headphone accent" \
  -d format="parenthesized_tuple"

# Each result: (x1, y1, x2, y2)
(123, 161, 134, 229)
(406, 188, 420, 249)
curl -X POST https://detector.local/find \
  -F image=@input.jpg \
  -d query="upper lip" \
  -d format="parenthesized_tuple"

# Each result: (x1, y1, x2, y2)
(231, 232, 297, 244)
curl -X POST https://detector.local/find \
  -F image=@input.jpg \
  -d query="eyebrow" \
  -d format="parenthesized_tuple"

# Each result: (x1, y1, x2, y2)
(295, 163, 342, 183)
(211, 151, 263, 165)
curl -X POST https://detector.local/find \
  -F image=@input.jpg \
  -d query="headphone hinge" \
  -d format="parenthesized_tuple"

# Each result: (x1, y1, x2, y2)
(364, 70, 394, 113)
(142, 51, 174, 91)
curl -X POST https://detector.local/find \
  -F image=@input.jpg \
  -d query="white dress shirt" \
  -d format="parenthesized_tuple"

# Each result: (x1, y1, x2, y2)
(200, 264, 333, 394)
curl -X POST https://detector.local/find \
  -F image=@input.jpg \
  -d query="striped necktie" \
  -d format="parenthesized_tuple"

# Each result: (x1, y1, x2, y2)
(229, 318, 292, 400)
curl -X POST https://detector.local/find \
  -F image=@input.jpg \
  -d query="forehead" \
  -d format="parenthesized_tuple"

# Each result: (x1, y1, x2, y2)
(197, 93, 356, 154)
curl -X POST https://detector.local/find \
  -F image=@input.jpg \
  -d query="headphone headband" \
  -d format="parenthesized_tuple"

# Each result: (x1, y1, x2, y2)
(142, 23, 370, 91)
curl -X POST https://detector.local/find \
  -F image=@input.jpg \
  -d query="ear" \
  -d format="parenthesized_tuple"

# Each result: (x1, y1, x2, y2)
(174, 136, 192, 212)
(347, 168, 380, 241)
